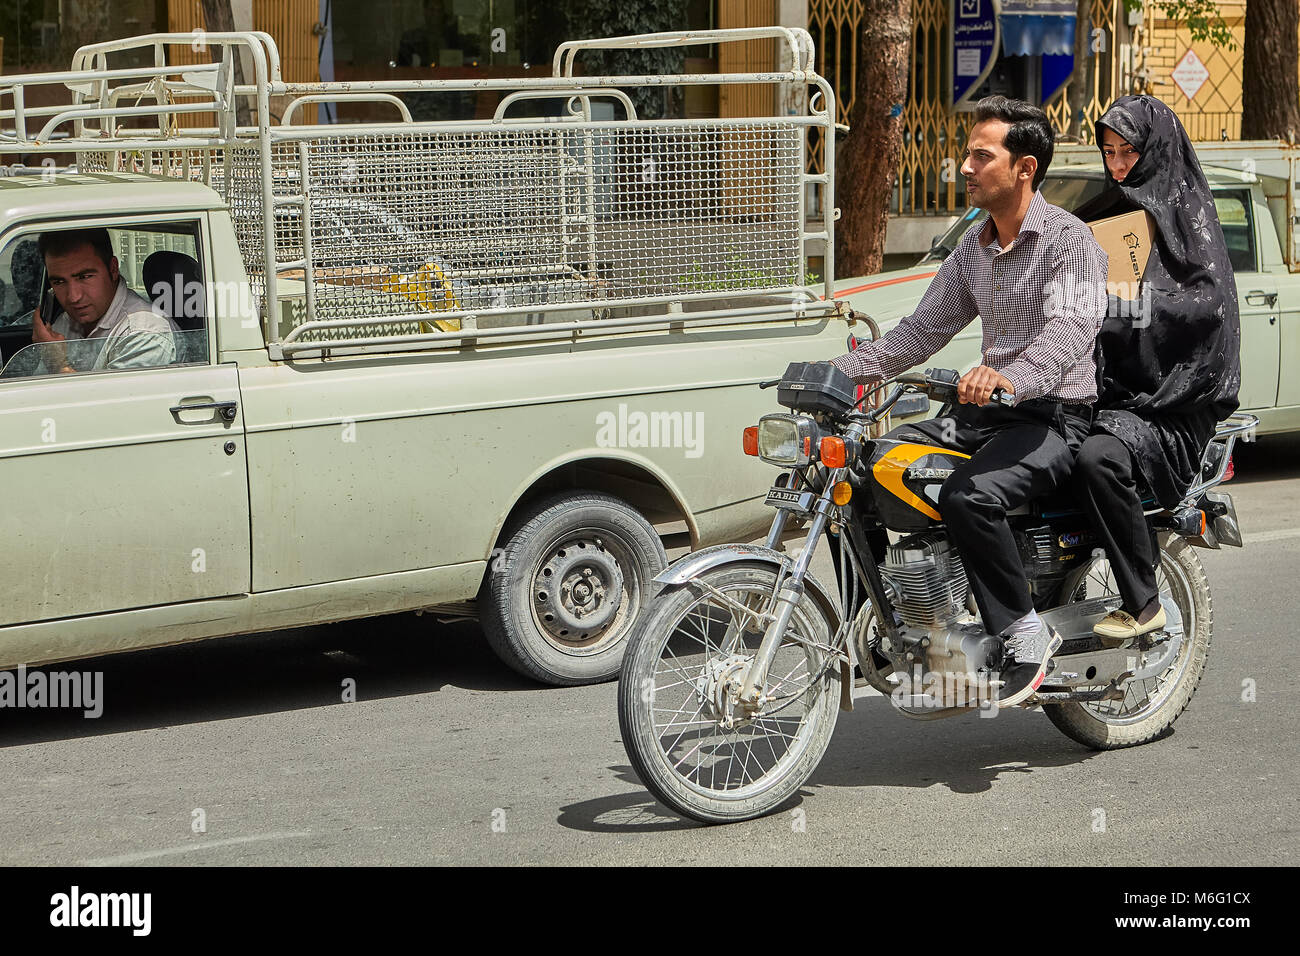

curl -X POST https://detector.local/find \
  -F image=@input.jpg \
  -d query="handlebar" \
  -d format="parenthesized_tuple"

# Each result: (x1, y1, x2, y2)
(861, 368, 1012, 422)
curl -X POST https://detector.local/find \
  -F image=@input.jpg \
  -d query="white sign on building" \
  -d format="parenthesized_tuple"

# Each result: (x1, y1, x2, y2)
(1172, 49, 1210, 101)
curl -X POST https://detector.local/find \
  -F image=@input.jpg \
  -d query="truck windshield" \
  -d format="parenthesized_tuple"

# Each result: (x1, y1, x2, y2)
(919, 173, 1108, 264)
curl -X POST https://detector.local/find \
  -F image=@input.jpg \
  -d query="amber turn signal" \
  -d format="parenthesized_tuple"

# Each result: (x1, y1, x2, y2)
(820, 436, 847, 468)
(832, 481, 853, 505)
(742, 426, 758, 456)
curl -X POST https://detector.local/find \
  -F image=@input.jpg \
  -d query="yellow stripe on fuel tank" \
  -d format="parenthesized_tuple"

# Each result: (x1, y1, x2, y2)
(872, 442, 971, 522)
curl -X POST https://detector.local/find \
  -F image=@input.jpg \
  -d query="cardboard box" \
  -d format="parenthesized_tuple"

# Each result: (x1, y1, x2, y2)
(1088, 208, 1155, 299)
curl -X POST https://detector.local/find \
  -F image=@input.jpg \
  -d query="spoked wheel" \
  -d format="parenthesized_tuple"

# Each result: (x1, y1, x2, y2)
(1044, 533, 1213, 749)
(617, 563, 842, 823)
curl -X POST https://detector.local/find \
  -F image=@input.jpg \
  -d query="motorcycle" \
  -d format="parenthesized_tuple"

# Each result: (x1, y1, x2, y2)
(617, 362, 1255, 823)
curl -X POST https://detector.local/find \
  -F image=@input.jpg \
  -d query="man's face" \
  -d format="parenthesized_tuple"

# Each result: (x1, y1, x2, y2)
(960, 119, 1034, 211)
(44, 244, 119, 330)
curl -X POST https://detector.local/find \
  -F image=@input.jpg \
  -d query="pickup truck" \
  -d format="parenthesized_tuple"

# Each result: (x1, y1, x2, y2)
(839, 142, 1300, 435)
(0, 27, 848, 685)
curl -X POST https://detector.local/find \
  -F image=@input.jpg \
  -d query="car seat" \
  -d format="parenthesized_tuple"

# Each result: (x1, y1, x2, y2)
(143, 250, 206, 363)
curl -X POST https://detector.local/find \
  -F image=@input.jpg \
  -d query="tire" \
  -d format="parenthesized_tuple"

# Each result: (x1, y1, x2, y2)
(618, 562, 842, 823)
(479, 491, 667, 686)
(1043, 533, 1212, 749)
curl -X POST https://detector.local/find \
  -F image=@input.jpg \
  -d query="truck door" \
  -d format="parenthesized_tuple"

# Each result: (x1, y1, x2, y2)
(0, 219, 252, 626)
(1216, 190, 1280, 410)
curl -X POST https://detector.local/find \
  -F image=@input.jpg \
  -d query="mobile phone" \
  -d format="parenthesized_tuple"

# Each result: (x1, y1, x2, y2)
(37, 271, 60, 327)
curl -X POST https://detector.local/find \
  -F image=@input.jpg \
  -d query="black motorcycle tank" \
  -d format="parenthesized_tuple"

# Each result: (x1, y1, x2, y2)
(862, 438, 972, 531)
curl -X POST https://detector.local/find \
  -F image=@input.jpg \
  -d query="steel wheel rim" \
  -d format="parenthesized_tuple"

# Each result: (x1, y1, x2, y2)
(528, 527, 643, 656)
(1069, 547, 1197, 724)
(644, 577, 833, 801)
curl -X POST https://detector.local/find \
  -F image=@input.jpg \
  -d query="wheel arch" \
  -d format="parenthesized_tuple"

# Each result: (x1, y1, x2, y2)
(487, 451, 700, 562)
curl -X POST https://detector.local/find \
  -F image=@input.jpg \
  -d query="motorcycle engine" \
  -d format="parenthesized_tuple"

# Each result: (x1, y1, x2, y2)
(882, 531, 971, 629)
(877, 532, 1002, 708)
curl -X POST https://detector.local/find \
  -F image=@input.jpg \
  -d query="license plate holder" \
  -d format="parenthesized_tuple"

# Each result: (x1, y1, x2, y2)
(764, 485, 817, 514)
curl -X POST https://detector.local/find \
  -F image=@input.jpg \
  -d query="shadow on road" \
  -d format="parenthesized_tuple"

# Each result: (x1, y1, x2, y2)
(807, 695, 1103, 795)
(557, 766, 709, 833)
(559, 697, 1105, 832)
(0, 612, 541, 748)
(1226, 431, 1300, 484)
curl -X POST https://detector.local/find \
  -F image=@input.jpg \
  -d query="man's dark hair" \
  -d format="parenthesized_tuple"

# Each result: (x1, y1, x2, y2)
(38, 228, 114, 268)
(973, 95, 1054, 190)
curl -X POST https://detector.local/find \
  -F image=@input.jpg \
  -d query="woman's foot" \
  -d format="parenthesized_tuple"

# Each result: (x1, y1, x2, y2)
(1093, 597, 1166, 646)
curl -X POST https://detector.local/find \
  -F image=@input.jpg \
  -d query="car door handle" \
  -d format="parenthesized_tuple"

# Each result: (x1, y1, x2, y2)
(170, 399, 238, 425)
(1245, 290, 1278, 307)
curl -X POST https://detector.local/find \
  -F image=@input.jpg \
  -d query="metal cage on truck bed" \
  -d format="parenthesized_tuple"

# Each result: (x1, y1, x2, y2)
(0, 28, 838, 357)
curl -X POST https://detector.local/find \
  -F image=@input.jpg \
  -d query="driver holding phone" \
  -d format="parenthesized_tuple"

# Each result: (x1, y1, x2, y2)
(31, 228, 180, 373)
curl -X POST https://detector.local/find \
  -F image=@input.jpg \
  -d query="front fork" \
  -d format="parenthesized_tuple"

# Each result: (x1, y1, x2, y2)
(735, 484, 838, 709)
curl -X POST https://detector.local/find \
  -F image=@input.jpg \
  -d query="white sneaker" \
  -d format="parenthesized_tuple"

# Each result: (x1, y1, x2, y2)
(996, 623, 1063, 709)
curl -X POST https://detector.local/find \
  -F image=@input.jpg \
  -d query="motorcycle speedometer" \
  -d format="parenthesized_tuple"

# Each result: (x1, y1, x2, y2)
(757, 413, 819, 467)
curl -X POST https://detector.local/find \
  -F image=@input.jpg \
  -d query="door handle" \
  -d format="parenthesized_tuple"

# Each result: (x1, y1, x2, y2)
(170, 399, 238, 425)
(1245, 290, 1278, 307)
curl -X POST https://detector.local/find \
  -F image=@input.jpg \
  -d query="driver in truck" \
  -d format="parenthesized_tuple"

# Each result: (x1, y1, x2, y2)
(830, 95, 1108, 707)
(31, 228, 181, 374)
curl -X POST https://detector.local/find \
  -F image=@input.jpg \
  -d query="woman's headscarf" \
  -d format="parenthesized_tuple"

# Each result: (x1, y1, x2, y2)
(1073, 94, 1241, 508)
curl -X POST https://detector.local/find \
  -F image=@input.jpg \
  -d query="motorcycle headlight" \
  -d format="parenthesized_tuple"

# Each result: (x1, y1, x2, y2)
(757, 414, 818, 467)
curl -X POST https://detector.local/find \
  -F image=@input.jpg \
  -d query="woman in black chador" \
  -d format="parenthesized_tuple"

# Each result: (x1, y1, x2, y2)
(1070, 94, 1241, 644)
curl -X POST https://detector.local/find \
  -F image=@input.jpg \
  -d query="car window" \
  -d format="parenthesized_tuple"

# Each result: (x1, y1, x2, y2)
(0, 221, 208, 377)
(0, 330, 207, 380)
(920, 174, 1108, 264)
(1213, 191, 1255, 272)
(0, 235, 42, 327)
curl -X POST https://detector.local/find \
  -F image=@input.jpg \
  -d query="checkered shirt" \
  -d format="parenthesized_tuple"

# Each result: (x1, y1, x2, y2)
(831, 190, 1109, 404)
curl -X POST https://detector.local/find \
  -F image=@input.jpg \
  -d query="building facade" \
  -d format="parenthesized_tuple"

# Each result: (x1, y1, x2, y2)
(1, 1, 1290, 251)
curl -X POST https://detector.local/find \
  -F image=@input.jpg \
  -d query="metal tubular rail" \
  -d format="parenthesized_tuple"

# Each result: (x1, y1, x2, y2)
(1182, 412, 1259, 502)
(2, 27, 837, 356)
(492, 88, 638, 122)
(282, 93, 413, 126)
(553, 27, 817, 77)
(270, 301, 840, 360)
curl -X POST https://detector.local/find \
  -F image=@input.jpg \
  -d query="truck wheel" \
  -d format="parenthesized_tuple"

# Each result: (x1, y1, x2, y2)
(479, 491, 668, 685)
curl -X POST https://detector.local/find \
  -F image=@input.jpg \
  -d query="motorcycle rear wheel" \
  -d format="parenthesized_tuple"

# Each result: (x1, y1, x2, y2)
(1043, 533, 1212, 749)
(617, 563, 842, 823)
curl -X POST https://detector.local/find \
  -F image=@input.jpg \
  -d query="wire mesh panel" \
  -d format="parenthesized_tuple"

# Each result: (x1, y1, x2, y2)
(238, 120, 809, 339)
(6, 28, 835, 352)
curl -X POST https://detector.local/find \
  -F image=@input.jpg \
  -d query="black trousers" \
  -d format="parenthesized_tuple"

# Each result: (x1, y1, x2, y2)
(890, 400, 1092, 636)
(1071, 432, 1159, 615)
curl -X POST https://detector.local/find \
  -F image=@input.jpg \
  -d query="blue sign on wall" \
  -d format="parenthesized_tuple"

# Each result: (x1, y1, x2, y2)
(951, 0, 1001, 108)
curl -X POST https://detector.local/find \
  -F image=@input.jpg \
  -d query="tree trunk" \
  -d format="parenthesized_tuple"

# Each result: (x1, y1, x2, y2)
(200, 0, 252, 127)
(835, 0, 912, 279)
(58, 2, 112, 68)
(1065, 0, 1094, 140)
(1241, 0, 1300, 142)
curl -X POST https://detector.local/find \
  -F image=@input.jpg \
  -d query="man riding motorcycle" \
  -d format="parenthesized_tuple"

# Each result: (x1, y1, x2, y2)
(830, 95, 1108, 707)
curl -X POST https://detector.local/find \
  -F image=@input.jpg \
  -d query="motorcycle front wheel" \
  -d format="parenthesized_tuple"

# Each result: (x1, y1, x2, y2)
(617, 563, 842, 823)
(1044, 533, 1212, 749)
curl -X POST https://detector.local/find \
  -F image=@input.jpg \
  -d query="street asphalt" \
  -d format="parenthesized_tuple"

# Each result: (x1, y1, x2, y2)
(1, 434, 1297, 866)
